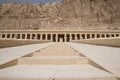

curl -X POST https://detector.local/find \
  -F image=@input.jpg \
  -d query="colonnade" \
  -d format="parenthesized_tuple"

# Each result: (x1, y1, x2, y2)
(0, 32, 120, 42)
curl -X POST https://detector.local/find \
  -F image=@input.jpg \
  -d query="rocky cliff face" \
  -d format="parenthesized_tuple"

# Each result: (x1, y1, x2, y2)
(0, 0, 120, 30)
(59, 0, 120, 30)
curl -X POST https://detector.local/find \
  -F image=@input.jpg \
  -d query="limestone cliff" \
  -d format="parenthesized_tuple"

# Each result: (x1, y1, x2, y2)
(0, 0, 120, 30)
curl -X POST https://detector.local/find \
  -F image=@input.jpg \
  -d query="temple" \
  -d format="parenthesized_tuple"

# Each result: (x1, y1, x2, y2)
(0, 30, 120, 42)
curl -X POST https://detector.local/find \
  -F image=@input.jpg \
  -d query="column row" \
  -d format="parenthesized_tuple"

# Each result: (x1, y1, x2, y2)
(0, 33, 120, 42)
(0, 33, 54, 41)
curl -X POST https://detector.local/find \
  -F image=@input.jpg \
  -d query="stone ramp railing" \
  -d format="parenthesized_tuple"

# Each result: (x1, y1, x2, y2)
(0, 42, 53, 66)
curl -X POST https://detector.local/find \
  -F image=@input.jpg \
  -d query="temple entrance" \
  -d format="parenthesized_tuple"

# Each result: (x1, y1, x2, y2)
(58, 34, 64, 42)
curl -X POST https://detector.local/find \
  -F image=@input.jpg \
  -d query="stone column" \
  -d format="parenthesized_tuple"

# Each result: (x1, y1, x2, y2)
(105, 34, 107, 38)
(95, 34, 97, 38)
(34, 34, 37, 40)
(69, 34, 73, 41)
(79, 34, 82, 40)
(50, 34, 52, 41)
(56, 34, 58, 42)
(20, 34, 22, 39)
(51, 34, 53, 41)
(40, 34, 43, 41)
(5, 34, 7, 39)
(85, 34, 87, 39)
(64, 34, 67, 42)
(1, 34, 3, 38)
(75, 34, 78, 41)
(0, 34, 3, 39)
(99, 34, 101, 38)
(25, 34, 27, 40)
(45, 34, 48, 41)
(29, 34, 32, 40)
(113, 34, 116, 37)
(89, 34, 92, 39)
(9, 34, 12, 39)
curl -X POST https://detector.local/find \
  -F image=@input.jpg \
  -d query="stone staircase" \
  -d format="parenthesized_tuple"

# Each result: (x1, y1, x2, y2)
(0, 43, 118, 80)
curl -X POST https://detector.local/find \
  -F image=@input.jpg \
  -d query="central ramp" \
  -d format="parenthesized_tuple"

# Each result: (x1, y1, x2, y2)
(0, 43, 118, 80)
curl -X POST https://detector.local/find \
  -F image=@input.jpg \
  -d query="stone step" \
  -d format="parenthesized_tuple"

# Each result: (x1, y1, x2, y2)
(18, 56, 88, 65)
(33, 51, 80, 56)
(0, 65, 117, 80)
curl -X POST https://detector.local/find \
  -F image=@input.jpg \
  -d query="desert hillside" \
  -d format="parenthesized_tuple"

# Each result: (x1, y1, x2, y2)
(0, 0, 120, 30)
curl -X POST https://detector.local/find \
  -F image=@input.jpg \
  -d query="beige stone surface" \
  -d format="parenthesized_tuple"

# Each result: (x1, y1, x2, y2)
(0, 42, 53, 65)
(68, 42, 120, 78)
(0, 65, 116, 80)
(33, 49, 80, 56)
(0, 39, 47, 48)
(0, 42, 118, 80)
(73, 37, 120, 47)
(33, 42, 80, 56)
(18, 56, 88, 65)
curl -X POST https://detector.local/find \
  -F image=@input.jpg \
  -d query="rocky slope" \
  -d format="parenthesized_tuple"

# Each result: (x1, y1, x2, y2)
(0, 0, 120, 30)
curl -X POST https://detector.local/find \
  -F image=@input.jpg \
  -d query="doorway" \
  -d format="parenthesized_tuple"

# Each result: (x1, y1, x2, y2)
(58, 34, 64, 42)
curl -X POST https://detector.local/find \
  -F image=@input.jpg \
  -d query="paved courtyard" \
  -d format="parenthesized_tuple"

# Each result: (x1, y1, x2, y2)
(0, 42, 120, 80)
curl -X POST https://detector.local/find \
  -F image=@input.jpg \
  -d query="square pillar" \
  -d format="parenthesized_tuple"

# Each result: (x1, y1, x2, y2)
(51, 34, 53, 41)
(20, 34, 22, 39)
(50, 34, 52, 41)
(40, 34, 43, 41)
(25, 34, 27, 40)
(69, 34, 72, 42)
(113, 34, 116, 37)
(85, 34, 87, 39)
(104, 34, 107, 38)
(100, 33, 102, 38)
(5, 34, 7, 39)
(64, 34, 67, 42)
(95, 34, 97, 38)
(9, 34, 12, 39)
(80, 34, 83, 40)
(89, 34, 92, 39)
(34, 34, 37, 40)
(30, 34, 32, 40)
(45, 34, 48, 40)
(56, 34, 58, 42)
